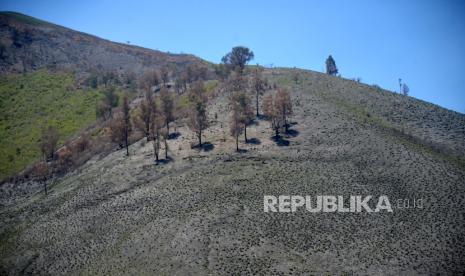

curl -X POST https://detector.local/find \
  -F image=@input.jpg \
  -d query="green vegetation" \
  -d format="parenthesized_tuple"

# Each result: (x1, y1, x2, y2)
(176, 80, 218, 110)
(0, 70, 103, 179)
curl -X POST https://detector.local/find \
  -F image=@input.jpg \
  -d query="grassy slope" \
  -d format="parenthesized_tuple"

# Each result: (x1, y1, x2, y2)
(0, 70, 102, 179)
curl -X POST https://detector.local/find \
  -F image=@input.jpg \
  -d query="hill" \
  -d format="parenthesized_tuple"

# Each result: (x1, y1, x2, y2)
(1, 66, 465, 274)
(0, 12, 210, 180)
(0, 12, 206, 75)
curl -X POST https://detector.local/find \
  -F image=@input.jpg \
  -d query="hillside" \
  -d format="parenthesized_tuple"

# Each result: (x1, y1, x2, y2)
(1, 67, 465, 274)
(0, 70, 108, 179)
(0, 12, 206, 75)
(0, 12, 211, 180)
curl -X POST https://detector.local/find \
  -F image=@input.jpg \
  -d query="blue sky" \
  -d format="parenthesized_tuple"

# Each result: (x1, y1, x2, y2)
(1, 0, 464, 113)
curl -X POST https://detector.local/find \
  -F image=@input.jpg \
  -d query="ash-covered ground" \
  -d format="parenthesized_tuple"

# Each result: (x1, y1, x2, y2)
(1, 69, 465, 275)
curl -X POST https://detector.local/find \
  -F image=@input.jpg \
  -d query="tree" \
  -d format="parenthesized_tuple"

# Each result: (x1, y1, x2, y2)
(180, 71, 188, 92)
(187, 81, 209, 147)
(109, 97, 131, 156)
(161, 127, 169, 159)
(275, 88, 293, 132)
(293, 71, 300, 84)
(122, 96, 131, 156)
(86, 72, 99, 88)
(104, 86, 119, 110)
(230, 91, 254, 142)
(33, 161, 49, 195)
(97, 86, 119, 120)
(40, 126, 59, 161)
(398, 78, 402, 94)
(262, 94, 282, 137)
(225, 67, 248, 95)
(149, 99, 162, 163)
(140, 70, 160, 92)
(174, 77, 184, 94)
(185, 64, 208, 83)
(134, 90, 153, 141)
(57, 146, 73, 172)
(160, 87, 175, 136)
(102, 70, 120, 87)
(74, 135, 89, 153)
(402, 83, 409, 96)
(251, 68, 267, 116)
(160, 66, 170, 86)
(109, 113, 125, 148)
(222, 46, 254, 74)
(214, 63, 229, 80)
(230, 105, 243, 151)
(325, 55, 338, 76)
(96, 101, 108, 120)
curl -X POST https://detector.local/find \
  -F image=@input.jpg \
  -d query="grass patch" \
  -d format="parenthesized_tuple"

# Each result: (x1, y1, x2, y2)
(204, 79, 219, 96)
(0, 70, 104, 179)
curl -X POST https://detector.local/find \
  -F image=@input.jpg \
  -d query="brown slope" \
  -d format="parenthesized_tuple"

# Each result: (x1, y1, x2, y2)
(0, 11, 206, 75)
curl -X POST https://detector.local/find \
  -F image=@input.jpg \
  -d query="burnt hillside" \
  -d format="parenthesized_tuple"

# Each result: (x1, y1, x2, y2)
(0, 12, 206, 75)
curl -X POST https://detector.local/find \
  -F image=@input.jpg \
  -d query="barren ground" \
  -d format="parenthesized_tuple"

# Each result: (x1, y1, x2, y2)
(1, 69, 465, 275)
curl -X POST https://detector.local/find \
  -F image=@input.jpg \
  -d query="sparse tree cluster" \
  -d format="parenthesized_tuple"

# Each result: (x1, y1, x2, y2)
(85, 70, 121, 89)
(263, 88, 293, 137)
(173, 64, 208, 94)
(140, 70, 160, 92)
(160, 66, 170, 86)
(31, 45, 298, 186)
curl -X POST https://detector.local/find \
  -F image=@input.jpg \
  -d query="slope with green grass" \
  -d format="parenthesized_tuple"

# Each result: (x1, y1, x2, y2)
(0, 70, 103, 179)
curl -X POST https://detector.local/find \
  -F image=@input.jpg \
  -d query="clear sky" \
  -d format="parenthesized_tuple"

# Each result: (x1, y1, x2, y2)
(1, 0, 464, 113)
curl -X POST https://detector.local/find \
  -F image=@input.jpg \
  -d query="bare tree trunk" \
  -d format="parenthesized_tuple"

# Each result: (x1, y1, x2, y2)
(256, 91, 259, 116)
(154, 145, 159, 163)
(283, 115, 288, 133)
(164, 136, 168, 159)
(236, 135, 239, 151)
(153, 131, 160, 163)
(198, 130, 202, 147)
(125, 133, 129, 156)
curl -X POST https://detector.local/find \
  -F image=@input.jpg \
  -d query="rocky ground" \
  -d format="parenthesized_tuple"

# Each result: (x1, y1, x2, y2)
(1, 69, 465, 275)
